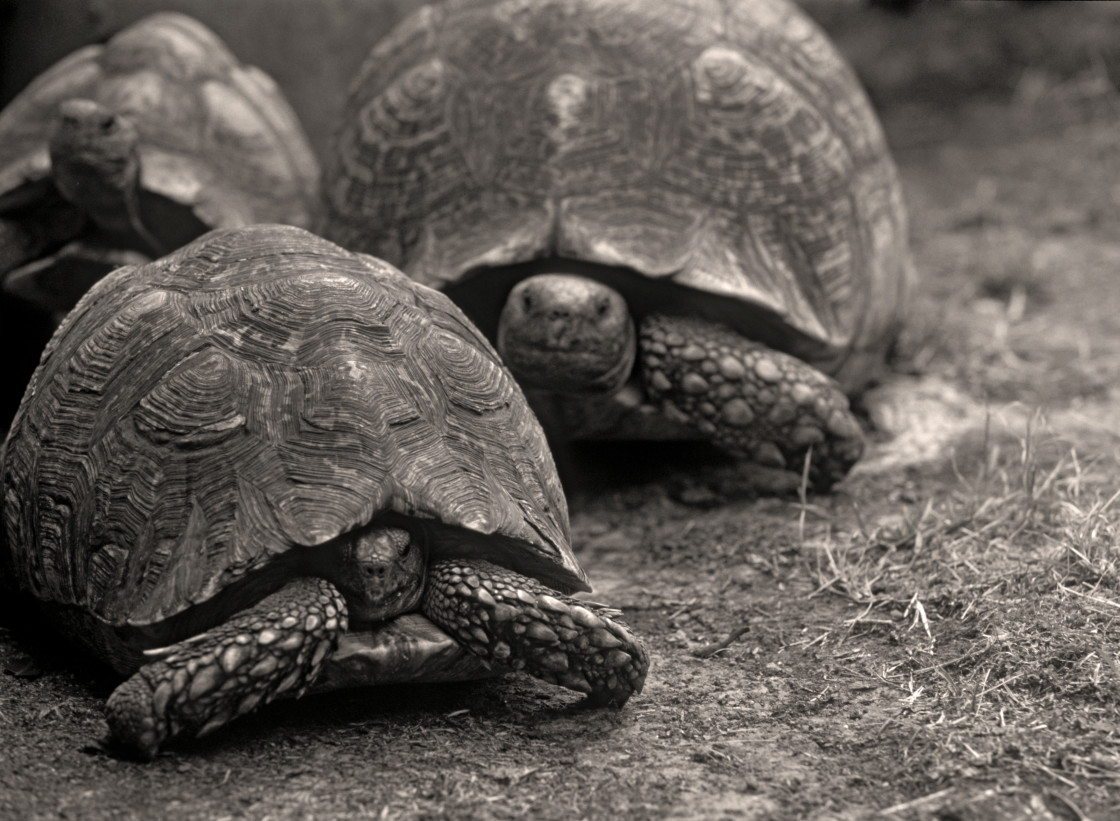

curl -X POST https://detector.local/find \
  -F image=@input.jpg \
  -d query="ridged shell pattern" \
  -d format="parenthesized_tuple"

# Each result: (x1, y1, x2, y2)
(1, 224, 578, 630)
(322, 0, 911, 388)
(0, 13, 319, 229)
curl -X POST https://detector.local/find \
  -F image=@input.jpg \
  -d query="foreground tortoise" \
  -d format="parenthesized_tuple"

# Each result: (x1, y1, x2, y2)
(0, 12, 319, 317)
(0, 224, 648, 759)
(322, 0, 913, 490)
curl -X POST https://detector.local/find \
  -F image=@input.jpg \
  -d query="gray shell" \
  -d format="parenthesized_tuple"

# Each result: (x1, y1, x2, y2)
(322, 0, 913, 393)
(1, 225, 581, 651)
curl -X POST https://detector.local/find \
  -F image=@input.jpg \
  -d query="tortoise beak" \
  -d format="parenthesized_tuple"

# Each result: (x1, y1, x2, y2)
(340, 526, 427, 623)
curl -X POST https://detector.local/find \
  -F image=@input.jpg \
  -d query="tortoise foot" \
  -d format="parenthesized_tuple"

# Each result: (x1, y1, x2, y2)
(422, 559, 649, 706)
(104, 577, 347, 759)
(639, 313, 864, 491)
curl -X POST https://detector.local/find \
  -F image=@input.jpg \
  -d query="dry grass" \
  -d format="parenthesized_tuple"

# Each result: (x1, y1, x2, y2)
(783, 409, 1120, 816)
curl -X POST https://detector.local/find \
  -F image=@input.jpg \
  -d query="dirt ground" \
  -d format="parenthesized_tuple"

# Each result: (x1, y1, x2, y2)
(4, 2, 1120, 819)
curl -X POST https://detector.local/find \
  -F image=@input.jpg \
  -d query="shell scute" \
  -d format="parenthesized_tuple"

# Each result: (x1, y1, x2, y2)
(132, 348, 247, 447)
(98, 12, 237, 82)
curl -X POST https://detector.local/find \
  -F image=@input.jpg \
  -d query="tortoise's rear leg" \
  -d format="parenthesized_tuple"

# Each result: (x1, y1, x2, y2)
(639, 313, 864, 491)
(422, 559, 649, 706)
(105, 577, 347, 759)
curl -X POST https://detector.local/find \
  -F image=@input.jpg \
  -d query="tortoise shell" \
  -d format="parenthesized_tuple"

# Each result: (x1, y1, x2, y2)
(322, 0, 912, 393)
(1, 224, 580, 658)
(0, 12, 319, 252)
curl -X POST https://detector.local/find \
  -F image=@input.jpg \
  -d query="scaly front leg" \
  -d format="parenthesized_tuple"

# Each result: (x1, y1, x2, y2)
(105, 577, 347, 758)
(639, 313, 864, 490)
(422, 559, 649, 706)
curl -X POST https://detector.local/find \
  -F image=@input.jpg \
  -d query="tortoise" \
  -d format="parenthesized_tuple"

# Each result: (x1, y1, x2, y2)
(0, 223, 648, 759)
(320, 0, 914, 490)
(0, 12, 319, 318)
(0, 0, 434, 160)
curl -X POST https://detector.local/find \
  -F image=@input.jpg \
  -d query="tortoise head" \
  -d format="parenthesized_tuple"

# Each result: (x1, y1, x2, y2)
(48, 98, 143, 218)
(329, 526, 426, 623)
(496, 273, 636, 395)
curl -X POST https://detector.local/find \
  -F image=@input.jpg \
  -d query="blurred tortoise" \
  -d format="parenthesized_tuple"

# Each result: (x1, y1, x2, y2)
(0, 12, 319, 318)
(321, 0, 914, 490)
(0, 223, 648, 759)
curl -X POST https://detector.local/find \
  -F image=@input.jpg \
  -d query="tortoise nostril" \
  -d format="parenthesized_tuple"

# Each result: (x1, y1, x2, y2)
(521, 290, 534, 313)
